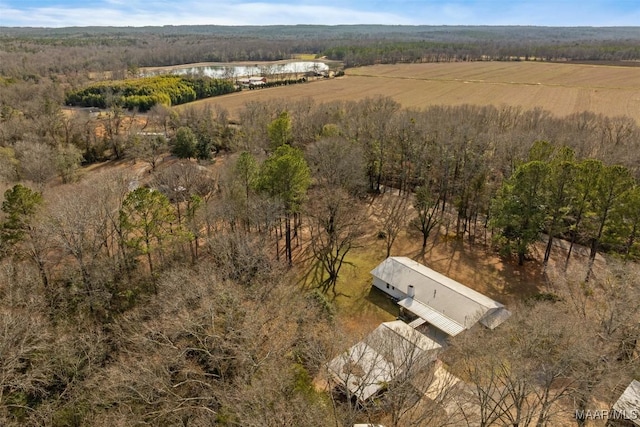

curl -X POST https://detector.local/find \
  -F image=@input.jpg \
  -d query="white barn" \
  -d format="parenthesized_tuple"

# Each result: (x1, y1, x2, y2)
(238, 76, 267, 87)
(327, 320, 441, 403)
(371, 257, 511, 337)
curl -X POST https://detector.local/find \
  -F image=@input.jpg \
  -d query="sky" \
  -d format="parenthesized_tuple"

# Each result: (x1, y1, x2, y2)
(1, 0, 640, 27)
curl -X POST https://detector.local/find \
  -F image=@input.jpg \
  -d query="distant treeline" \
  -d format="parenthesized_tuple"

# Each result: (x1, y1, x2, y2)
(322, 40, 640, 67)
(65, 75, 236, 111)
(2, 26, 640, 82)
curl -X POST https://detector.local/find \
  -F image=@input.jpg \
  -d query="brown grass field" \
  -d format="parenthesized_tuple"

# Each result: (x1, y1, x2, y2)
(179, 61, 640, 123)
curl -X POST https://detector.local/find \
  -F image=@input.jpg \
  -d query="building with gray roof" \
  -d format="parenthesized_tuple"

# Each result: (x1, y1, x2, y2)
(327, 320, 441, 403)
(610, 380, 640, 427)
(370, 257, 511, 337)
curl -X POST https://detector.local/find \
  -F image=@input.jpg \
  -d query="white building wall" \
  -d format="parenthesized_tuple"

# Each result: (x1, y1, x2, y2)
(372, 276, 407, 300)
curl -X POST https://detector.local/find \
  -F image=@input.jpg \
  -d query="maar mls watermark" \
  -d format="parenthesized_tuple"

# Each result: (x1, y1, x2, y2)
(575, 409, 639, 421)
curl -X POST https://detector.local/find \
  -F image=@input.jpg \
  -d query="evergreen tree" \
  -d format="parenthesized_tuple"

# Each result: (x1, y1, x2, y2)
(491, 161, 549, 265)
(257, 144, 310, 265)
(565, 159, 603, 266)
(0, 184, 43, 247)
(542, 147, 576, 265)
(584, 164, 633, 280)
(120, 187, 175, 289)
(267, 111, 293, 151)
(172, 127, 197, 159)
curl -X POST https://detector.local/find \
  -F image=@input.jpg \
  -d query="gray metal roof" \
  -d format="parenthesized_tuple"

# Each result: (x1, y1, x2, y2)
(327, 341, 395, 402)
(398, 297, 466, 336)
(371, 257, 511, 332)
(327, 320, 441, 402)
(613, 380, 640, 426)
(480, 307, 513, 330)
(372, 320, 443, 353)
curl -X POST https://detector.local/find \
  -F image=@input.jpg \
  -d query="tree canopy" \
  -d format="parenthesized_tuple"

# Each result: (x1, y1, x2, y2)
(65, 75, 236, 112)
(0, 184, 43, 247)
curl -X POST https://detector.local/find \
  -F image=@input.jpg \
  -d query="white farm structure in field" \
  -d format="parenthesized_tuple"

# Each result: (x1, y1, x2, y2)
(237, 76, 267, 87)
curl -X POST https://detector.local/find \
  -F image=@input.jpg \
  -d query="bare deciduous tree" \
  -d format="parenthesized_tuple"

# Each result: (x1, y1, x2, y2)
(378, 192, 409, 258)
(306, 189, 365, 295)
(48, 183, 111, 314)
(14, 140, 56, 185)
(447, 300, 617, 427)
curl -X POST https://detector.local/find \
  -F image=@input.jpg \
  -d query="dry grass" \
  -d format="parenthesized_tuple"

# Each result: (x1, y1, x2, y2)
(292, 53, 318, 60)
(181, 61, 640, 123)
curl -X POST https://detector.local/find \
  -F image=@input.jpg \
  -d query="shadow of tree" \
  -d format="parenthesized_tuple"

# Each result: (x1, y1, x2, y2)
(365, 286, 400, 318)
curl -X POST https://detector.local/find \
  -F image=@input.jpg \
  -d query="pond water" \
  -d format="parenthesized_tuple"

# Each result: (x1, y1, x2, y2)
(143, 61, 329, 79)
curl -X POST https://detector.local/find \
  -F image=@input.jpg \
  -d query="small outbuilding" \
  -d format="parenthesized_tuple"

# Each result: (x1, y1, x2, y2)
(609, 380, 640, 427)
(327, 320, 441, 403)
(370, 257, 511, 337)
(237, 76, 266, 87)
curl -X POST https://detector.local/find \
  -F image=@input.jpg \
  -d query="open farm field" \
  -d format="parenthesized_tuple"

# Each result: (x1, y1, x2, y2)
(181, 61, 640, 122)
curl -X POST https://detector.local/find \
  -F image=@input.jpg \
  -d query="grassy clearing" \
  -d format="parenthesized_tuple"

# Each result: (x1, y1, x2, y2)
(333, 244, 398, 310)
(330, 241, 398, 338)
(296, 231, 397, 338)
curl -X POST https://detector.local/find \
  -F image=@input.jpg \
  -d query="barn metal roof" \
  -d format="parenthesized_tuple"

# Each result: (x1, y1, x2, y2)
(371, 257, 511, 332)
(398, 297, 466, 336)
(327, 341, 395, 402)
(327, 320, 441, 402)
(373, 320, 443, 353)
(613, 380, 640, 426)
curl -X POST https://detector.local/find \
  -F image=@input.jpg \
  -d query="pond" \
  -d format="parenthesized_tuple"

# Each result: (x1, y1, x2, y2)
(142, 61, 330, 79)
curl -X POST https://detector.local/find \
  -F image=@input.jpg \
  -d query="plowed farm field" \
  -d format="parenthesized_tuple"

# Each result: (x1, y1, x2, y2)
(180, 61, 640, 122)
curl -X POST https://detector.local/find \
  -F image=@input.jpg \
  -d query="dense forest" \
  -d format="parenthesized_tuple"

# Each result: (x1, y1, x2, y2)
(0, 25, 639, 426)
